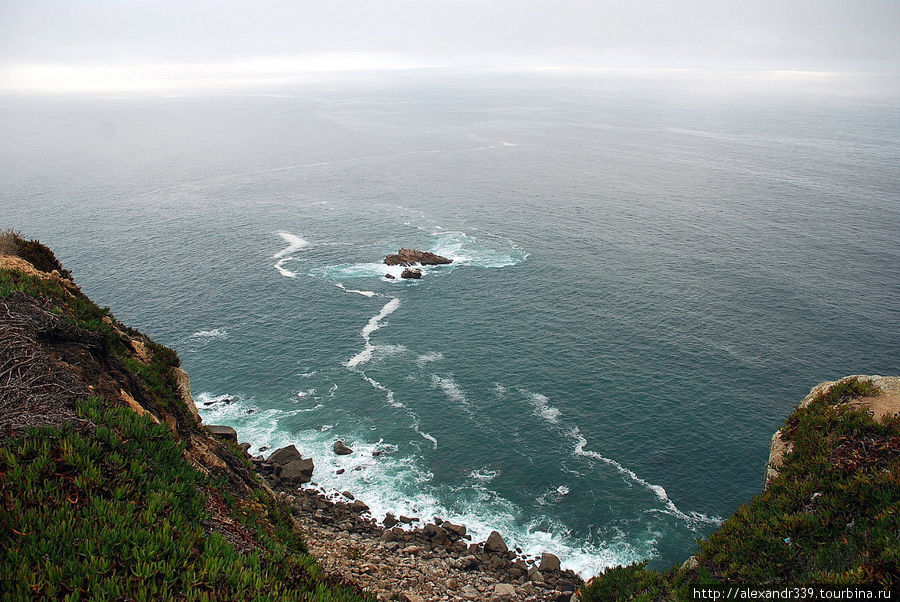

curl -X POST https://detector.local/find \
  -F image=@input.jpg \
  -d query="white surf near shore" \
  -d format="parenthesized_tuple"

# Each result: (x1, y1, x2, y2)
(197, 392, 648, 579)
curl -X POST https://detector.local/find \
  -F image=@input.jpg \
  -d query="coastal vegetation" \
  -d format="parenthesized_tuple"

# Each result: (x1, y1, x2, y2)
(580, 377, 899, 600)
(2, 231, 896, 600)
(0, 231, 369, 601)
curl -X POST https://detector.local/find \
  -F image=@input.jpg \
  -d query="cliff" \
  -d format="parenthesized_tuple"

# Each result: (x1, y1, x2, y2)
(0, 231, 368, 600)
(580, 375, 900, 599)
(3, 232, 896, 601)
(0, 232, 580, 602)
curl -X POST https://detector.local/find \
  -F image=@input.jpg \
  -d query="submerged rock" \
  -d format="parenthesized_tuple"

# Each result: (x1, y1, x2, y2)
(384, 248, 452, 267)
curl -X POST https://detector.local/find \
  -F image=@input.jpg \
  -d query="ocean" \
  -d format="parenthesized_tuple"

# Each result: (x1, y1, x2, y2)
(2, 74, 898, 577)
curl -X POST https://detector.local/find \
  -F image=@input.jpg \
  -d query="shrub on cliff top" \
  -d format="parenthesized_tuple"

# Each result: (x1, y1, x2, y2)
(580, 377, 897, 599)
(0, 229, 72, 279)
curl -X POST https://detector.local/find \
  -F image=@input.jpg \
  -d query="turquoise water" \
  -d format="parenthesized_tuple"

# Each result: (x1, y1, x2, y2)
(3, 80, 899, 576)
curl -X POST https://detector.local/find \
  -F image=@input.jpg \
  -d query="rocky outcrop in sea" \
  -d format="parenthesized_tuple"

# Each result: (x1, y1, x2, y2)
(384, 248, 453, 267)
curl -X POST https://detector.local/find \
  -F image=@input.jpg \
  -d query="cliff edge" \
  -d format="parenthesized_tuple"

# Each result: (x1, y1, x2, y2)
(580, 375, 899, 600)
(0, 231, 367, 600)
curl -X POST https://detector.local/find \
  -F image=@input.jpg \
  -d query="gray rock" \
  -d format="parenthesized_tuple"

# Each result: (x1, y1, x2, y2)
(277, 458, 314, 485)
(350, 499, 370, 513)
(441, 521, 467, 537)
(268, 444, 303, 466)
(539, 552, 561, 572)
(333, 440, 353, 455)
(484, 530, 509, 554)
(207, 425, 237, 443)
(491, 583, 517, 601)
(451, 555, 479, 570)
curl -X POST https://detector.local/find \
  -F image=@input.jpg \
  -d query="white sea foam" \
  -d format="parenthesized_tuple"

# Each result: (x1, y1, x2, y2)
(314, 262, 410, 282)
(415, 351, 444, 368)
(470, 468, 499, 482)
(359, 374, 403, 408)
(428, 230, 528, 269)
(296, 388, 316, 398)
(346, 298, 401, 369)
(524, 390, 561, 424)
(273, 232, 310, 259)
(570, 428, 721, 529)
(190, 328, 228, 340)
(430, 374, 470, 409)
(274, 260, 297, 278)
(335, 283, 377, 297)
(195, 391, 648, 579)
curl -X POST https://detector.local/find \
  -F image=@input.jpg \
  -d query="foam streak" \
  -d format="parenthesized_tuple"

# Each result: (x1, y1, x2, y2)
(346, 298, 400, 369)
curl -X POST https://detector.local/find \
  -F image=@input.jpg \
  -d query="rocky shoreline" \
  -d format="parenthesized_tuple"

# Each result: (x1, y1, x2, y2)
(212, 430, 582, 601)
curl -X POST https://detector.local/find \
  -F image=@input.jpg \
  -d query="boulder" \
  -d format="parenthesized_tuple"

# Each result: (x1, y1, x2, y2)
(484, 530, 509, 554)
(491, 583, 517, 601)
(384, 273, 395, 279)
(277, 458, 314, 485)
(333, 440, 353, 455)
(400, 268, 422, 279)
(539, 552, 561, 572)
(268, 444, 303, 466)
(422, 523, 450, 545)
(441, 521, 467, 537)
(451, 555, 479, 570)
(207, 425, 237, 443)
(384, 248, 452, 267)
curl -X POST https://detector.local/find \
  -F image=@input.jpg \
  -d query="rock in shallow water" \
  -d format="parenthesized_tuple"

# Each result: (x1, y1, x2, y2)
(333, 440, 353, 455)
(384, 248, 452, 267)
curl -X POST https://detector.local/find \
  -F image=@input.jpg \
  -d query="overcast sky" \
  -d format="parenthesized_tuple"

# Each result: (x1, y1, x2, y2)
(1, 0, 898, 93)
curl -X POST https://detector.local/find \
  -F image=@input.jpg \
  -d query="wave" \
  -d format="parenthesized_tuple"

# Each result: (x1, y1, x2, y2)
(313, 262, 412, 282)
(569, 427, 721, 530)
(189, 328, 228, 340)
(273, 232, 309, 259)
(345, 298, 401, 369)
(523, 389, 561, 424)
(430, 374, 470, 409)
(196, 391, 653, 578)
(428, 230, 528, 269)
(415, 351, 444, 368)
(470, 468, 499, 482)
(334, 283, 377, 297)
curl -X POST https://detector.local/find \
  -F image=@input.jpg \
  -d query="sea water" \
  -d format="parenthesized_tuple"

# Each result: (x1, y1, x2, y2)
(2, 76, 898, 576)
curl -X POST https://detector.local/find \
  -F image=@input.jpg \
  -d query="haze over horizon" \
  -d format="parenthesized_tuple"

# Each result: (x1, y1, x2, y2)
(1, 0, 898, 95)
